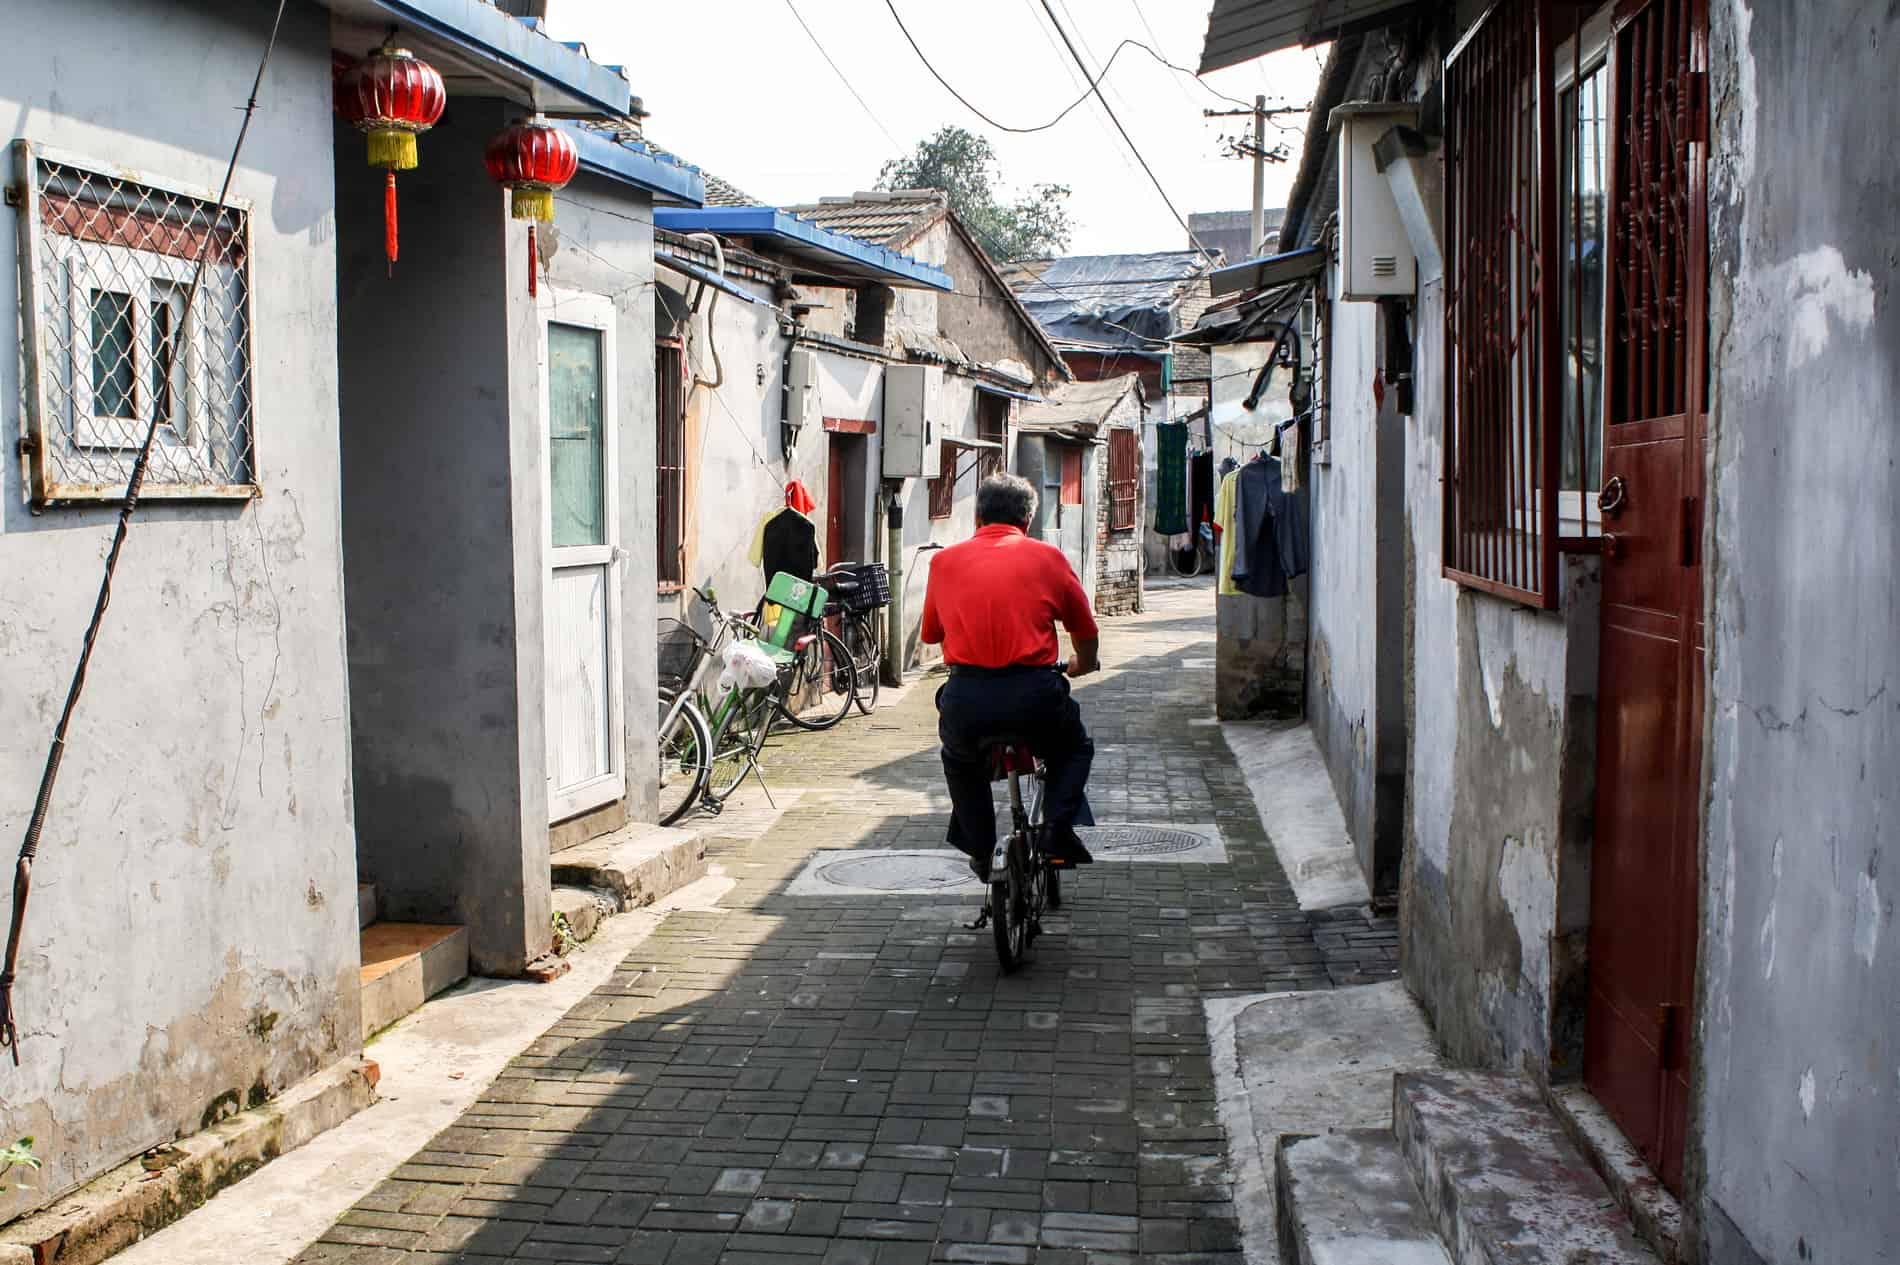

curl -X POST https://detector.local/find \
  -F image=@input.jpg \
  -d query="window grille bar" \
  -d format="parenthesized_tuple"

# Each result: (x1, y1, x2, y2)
(655, 341, 686, 586)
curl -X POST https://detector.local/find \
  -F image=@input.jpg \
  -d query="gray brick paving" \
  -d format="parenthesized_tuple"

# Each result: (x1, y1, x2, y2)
(294, 585, 1397, 1265)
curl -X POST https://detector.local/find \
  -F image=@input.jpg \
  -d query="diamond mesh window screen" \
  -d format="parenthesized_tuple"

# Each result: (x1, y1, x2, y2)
(17, 145, 257, 504)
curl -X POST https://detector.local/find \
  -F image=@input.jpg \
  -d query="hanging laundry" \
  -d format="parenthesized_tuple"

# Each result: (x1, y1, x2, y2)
(1278, 417, 1303, 494)
(747, 503, 819, 582)
(1152, 421, 1190, 536)
(1214, 467, 1242, 596)
(784, 480, 816, 514)
(1229, 453, 1311, 599)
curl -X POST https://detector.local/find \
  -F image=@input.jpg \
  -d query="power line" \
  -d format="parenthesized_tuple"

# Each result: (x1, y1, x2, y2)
(1035, 0, 1214, 261)
(884, 0, 1252, 135)
(785, 0, 905, 152)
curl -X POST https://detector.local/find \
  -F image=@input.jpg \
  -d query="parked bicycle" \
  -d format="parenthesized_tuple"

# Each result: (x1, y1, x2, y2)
(817, 561, 889, 715)
(968, 729, 1062, 972)
(1165, 520, 1217, 577)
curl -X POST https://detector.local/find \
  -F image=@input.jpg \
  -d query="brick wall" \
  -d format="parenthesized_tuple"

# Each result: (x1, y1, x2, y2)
(1093, 392, 1146, 617)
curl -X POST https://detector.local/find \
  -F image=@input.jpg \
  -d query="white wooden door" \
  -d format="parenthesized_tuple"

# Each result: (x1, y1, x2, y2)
(541, 289, 624, 822)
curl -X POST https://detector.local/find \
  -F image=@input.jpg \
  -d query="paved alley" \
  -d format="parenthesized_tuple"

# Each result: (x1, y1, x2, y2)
(293, 583, 1397, 1265)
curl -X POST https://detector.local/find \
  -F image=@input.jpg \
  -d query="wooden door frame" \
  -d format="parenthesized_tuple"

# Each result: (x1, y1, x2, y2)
(538, 286, 626, 824)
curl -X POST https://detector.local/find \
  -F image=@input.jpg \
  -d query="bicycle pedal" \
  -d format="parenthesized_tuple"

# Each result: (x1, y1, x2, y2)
(966, 908, 991, 931)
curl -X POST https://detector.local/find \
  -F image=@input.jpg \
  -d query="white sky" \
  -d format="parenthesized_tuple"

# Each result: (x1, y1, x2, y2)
(540, 1, 1325, 256)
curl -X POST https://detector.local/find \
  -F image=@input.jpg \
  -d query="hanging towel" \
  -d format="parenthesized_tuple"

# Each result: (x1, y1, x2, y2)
(1152, 421, 1190, 535)
(784, 480, 817, 514)
(1278, 418, 1302, 494)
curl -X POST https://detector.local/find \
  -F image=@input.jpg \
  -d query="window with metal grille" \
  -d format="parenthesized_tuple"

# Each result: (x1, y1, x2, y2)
(1442, 2, 1567, 607)
(17, 146, 255, 505)
(1107, 428, 1138, 530)
(1059, 447, 1083, 506)
(656, 340, 686, 588)
(927, 441, 955, 519)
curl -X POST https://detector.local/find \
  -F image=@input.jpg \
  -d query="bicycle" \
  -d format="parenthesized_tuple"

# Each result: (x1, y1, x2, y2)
(1165, 521, 1215, 577)
(969, 731, 1063, 972)
(755, 572, 857, 733)
(657, 585, 800, 821)
(817, 562, 888, 715)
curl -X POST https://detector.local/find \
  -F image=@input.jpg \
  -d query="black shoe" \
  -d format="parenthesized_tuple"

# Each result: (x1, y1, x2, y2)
(1044, 827, 1093, 867)
(968, 853, 993, 883)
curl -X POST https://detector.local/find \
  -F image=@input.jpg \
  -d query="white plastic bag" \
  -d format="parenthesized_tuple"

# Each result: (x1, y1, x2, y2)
(716, 639, 779, 694)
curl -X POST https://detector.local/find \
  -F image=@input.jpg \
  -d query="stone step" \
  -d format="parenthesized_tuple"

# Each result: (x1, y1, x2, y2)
(1277, 1130, 1452, 1265)
(549, 821, 706, 913)
(359, 922, 468, 1040)
(1393, 1072, 1660, 1265)
(357, 882, 377, 930)
(551, 886, 606, 953)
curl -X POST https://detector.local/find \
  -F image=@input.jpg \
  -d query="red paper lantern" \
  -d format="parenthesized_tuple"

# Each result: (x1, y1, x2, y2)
(484, 117, 579, 297)
(335, 44, 446, 275)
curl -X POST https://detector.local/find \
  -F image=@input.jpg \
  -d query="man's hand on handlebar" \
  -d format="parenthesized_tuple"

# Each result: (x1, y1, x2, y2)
(1065, 637, 1101, 679)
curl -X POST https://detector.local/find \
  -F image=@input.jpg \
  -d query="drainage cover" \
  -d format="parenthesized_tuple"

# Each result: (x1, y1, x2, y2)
(814, 852, 976, 892)
(1080, 824, 1221, 858)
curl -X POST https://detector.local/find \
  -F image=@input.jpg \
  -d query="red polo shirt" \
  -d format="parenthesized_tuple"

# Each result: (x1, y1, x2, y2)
(920, 525, 1100, 668)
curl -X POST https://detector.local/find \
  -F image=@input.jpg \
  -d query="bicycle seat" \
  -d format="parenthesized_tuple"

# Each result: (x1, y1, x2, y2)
(981, 736, 1038, 780)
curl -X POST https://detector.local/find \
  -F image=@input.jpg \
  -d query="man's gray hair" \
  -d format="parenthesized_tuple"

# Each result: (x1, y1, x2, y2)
(975, 472, 1038, 528)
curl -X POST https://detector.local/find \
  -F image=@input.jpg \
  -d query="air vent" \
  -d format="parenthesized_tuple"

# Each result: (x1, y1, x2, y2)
(1373, 255, 1398, 277)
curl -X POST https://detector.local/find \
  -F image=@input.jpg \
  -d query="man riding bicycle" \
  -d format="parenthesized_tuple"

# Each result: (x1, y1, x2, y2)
(921, 473, 1099, 882)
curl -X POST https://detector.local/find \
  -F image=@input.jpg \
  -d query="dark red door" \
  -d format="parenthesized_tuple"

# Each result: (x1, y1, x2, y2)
(1584, 0, 1707, 1195)
(825, 438, 847, 568)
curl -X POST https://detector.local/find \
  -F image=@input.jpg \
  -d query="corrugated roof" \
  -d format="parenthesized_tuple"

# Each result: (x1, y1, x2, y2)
(784, 190, 948, 248)
(1198, 0, 1422, 72)
(1001, 251, 1216, 351)
(1014, 373, 1145, 436)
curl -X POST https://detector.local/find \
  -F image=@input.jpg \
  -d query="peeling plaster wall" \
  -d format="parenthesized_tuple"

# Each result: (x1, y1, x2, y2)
(0, 0, 357, 1219)
(1305, 299, 1407, 898)
(1695, 3, 1899, 1260)
(1399, 280, 1598, 1080)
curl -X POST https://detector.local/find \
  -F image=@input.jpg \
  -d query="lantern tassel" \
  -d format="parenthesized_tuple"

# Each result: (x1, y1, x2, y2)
(384, 170, 398, 278)
(528, 223, 538, 299)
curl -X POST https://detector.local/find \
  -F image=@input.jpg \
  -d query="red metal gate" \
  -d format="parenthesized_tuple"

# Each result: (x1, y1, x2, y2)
(1584, 0, 1708, 1195)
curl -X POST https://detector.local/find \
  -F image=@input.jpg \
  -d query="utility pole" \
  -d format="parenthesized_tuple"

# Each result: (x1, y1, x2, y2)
(1251, 94, 1267, 254)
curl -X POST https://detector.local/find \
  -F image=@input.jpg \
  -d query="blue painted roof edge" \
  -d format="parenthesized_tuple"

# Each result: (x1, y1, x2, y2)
(654, 206, 953, 292)
(565, 125, 706, 206)
(350, 0, 631, 116)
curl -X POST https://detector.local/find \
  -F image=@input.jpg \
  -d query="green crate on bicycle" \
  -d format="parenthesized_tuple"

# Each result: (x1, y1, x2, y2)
(759, 572, 829, 660)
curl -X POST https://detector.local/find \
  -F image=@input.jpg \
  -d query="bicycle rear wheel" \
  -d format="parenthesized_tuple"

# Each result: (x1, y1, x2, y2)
(991, 835, 1030, 972)
(656, 693, 710, 826)
(776, 627, 855, 731)
(848, 611, 880, 715)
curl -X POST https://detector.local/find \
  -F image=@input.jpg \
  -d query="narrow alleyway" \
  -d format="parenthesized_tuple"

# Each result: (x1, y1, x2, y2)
(294, 583, 1397, 1265)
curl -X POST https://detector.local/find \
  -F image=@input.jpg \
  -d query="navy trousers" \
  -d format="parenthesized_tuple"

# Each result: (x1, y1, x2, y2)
(936, 667, 1095, 859)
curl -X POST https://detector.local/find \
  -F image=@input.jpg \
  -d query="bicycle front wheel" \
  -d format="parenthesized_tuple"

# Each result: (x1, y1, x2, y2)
(776, 627, 856, 731)
(656, 693, 711, 826)
(848, 611, 881, 715)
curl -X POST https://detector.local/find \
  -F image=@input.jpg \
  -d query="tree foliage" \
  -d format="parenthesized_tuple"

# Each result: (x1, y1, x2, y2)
(877, 126, 1073, 262)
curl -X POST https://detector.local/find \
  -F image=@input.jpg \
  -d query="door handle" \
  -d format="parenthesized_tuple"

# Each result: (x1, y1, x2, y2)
(1598, 475, 1628, 516)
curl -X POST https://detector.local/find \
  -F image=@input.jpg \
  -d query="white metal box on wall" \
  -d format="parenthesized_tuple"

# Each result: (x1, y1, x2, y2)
(1329, 102, 1420, 300)
(882, 363, 943, 479)
(785, 346, 819, 430)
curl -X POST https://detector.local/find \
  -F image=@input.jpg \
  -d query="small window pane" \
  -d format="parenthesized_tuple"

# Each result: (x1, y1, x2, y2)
(149, 299, 175, 425)
(549, 323, 606, 548)
(1560, 66, 1608, 495)
(90, 288, 135, 419)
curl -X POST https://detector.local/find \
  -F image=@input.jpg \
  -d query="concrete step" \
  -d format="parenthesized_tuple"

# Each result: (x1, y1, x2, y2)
(1393, 1072, 1660, 1265)
(1277, 1130, 1452, 1265)
(357, 882, 377, 930)
(359, 922, 468, 1040)
(551, 886, 606, 954)
(549, 821, 706, 913)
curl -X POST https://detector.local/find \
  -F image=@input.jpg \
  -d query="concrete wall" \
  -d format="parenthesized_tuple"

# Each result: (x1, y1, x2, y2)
(1093, 391, 1146, 618)
(1397, 277, 1599, 1081)
(0, 0, 358, 1217)
(337, 99, 551, 977)
(1693, 3, 1899, 1260)
(897, 371, 990, 670)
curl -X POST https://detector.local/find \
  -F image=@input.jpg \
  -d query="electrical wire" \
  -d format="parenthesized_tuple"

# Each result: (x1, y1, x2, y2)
(0, 0, 293, 1067)
(884, 0, 1256, 135)
(784, 0, 905, 151)
(1034, 0, 1214, 262)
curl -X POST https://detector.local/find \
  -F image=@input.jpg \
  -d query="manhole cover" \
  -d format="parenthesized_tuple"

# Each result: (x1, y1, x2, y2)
(1081, 825, 1215, 857)
(815, 853, 976, 892)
